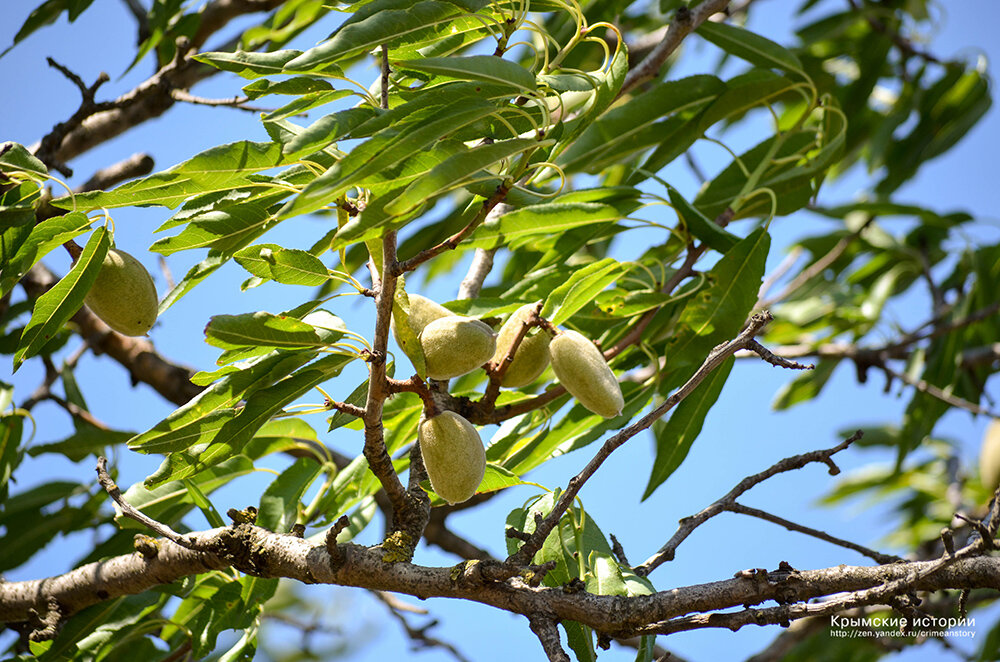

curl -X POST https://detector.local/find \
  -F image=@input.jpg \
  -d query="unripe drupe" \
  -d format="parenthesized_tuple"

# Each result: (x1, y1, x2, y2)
(549, 329, 624, 418)
(85, 248, 158, 336)
(418, 410, 486, 504)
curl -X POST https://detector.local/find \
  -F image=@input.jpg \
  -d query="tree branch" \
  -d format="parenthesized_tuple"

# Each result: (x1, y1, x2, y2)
(635, 430, 864, 576)
(509, 311, 775, 566)
(618, 0, 731, 98)
(4, 520, 999, 642)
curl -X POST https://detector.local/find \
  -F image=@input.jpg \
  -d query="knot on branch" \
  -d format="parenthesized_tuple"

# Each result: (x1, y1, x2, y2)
(381, 530, 416, 563)
(133, 534, 160, 558)
(227, 506, 258, 525)
(212, 525, 271, 576)
(28, 597, 64, 642)
(325, 515, 352, 569)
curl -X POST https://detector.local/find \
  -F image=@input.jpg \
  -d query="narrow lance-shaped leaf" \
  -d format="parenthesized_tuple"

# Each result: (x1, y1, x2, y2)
(666, 185, 738, 253)
(546, 258, 629, 325)
(1, 211, 93, 298)
(643, 357, 734, 500)
(14, 226, 109, 371)
(281, 101, 500, 219)
(663, 227, 771, 381)
(468, 202, 623, 249)
(144, 352, 355, 485)
(385, 137, 550, 215)
(285, 0, 477, 70)
(52, 141, 284, 211)
(394, 55, 537, 91)
(204, 312, 326, 351)
(697, 20, 807, 80)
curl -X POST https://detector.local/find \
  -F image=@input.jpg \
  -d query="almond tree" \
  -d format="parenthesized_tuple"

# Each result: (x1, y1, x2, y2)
(1, 1, 998, 660)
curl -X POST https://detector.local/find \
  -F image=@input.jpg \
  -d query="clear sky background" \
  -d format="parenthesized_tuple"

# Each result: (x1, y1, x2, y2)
(2, 1, 999, 661)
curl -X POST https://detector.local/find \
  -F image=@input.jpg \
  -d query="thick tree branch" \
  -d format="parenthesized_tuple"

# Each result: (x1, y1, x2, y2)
(3, 521, 999, 642)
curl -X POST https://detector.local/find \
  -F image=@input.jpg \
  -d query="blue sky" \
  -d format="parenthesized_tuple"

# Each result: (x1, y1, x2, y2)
(2, 1, 999, 660)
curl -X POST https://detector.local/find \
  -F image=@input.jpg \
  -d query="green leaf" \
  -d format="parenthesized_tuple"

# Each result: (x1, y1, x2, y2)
(14, 227, 109, 371)
(0, 412, 25, 501)
(144, 353, 354, 485)
(643, 358, 733, 500)
(5, 0, 96, 52)
(772, 358, 838, 410)
(150, 202, 275, 256)
(698, 70, 799, 132)
(0, 211, 92, 298)
(129, 351, 317, 454)
(278, 106, 380, 158)
(557, 75, 724, 173)
(284, 0, 475, 70)
(395, 55, 537, 91)
(281, 101, 499, 219)
(666, 185, 739, 253)
(664, 228, 771, 380)
(27, 425, 133, 462)
(385, 137, 549, 215)
(697, 20, 806, 79)
(193, 49, 341, 78)
(257, 457, 322, 532)
(0, 141, 48, 177)
(233, 244, 330, 286)
(693, 130, 817, 220)
(544, 258, 628, 325)
(53, 142, 284, 211)
(205, 311, 338, 351)
(468, 202, 622, 249)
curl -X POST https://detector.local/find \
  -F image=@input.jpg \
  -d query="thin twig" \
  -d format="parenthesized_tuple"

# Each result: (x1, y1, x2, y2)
(635, 429, 864, 576)
(95, 457, 200, 550)
(745, 339, 814, 370)
(509, 311, 775, 566)
(618, 0, 731, 98)
(395, 182, 511, 275)
(725, 502, 902, 564)
(882, 364, 1000, 418)
(169, 89, 267, 113)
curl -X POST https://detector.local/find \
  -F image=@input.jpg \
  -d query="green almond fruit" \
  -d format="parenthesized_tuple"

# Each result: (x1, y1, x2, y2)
(391, 292, 455, 354)
(980, 419, 1000, 492)
(419, 316, 496, 380)
(84, 248, 158, 336)
(492, 302, 551, 388)
(549, 329, 624, 418)
(418, 410, 486, 504)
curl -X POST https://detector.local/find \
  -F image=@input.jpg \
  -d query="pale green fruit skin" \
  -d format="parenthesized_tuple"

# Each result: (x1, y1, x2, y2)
(418, 411, 486, 504)
(979, 419, 1000, 492)
(492, 303, 551, 388)
(391, 293, 454, 347)
(419, 316, 496, 380)
(84, 248, 158, 336)
(549, 329, 624, 418)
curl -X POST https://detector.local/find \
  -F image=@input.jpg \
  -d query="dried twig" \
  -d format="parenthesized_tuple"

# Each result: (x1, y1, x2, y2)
(96, 457, 199, 550)
(635, 430, 863, 576)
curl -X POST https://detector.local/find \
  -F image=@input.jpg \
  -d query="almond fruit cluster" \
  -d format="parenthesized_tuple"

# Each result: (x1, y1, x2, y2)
(397, 294, 624, 503)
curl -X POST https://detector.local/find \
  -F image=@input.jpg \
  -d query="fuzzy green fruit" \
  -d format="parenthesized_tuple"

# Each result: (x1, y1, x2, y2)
(419, 316, 496, 380)
(549, 329, 624, 418)
(418, 410, 486, 504)
(84, 248, 158, 336)
(980, 419, 1000, 492)
(393, 293, 454, 338)
(492, 303, 551, 387)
